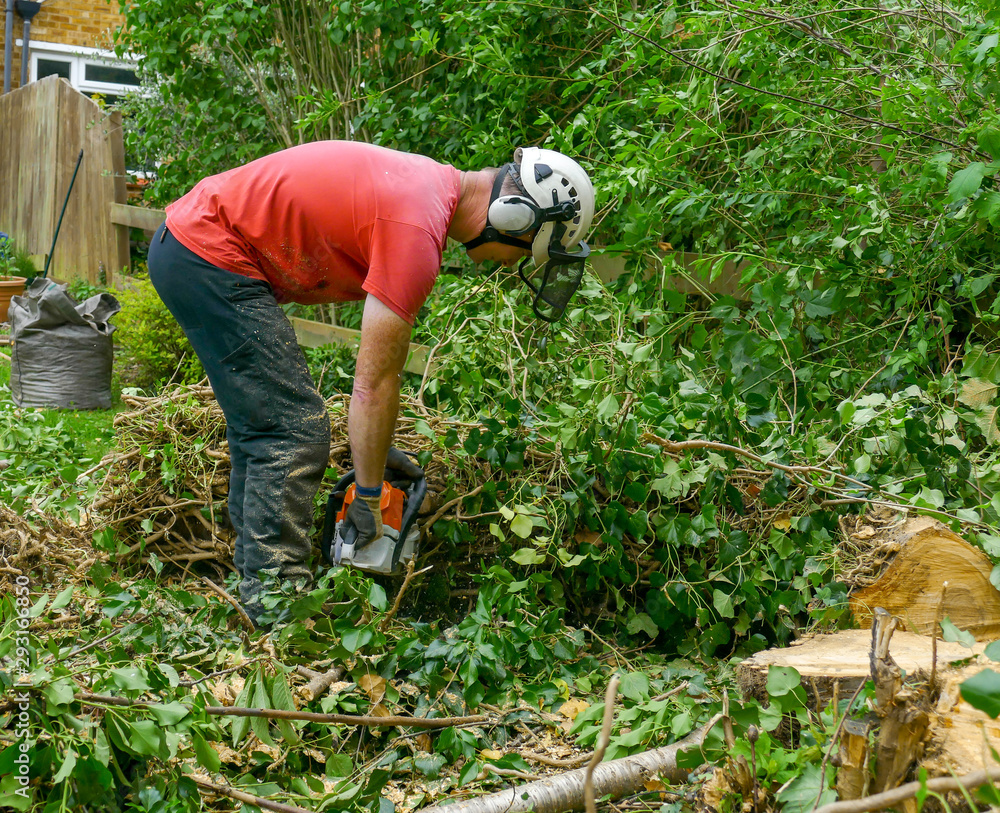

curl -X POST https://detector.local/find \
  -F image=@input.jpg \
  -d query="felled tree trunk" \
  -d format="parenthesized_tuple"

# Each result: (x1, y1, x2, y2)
(840, 513, 1000, 640)
(420, 718, 718, 813)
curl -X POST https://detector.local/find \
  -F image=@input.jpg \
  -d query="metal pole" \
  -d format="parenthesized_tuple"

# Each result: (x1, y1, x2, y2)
(18, 16, 28, 86)
(3, 0, 14, 94)
(43, 149, 84, 280)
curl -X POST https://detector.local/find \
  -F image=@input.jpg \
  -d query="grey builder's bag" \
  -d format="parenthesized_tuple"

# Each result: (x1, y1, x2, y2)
(10, 278, 120, 409)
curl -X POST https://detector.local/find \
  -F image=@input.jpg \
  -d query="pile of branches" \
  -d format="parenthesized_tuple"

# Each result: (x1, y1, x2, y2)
(0, 503, 97, 591)
(88, 385, 565, 575)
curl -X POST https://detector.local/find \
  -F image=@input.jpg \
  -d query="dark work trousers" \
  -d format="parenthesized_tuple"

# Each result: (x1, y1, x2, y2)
(147, 224, 331, 620)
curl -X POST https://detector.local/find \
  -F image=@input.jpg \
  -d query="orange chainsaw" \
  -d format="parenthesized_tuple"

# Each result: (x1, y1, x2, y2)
(321, 470, 426, 575)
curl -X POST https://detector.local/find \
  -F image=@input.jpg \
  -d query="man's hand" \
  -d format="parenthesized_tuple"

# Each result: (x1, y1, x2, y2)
(385, 447, 423, 482)
(344, 491, 383, 551)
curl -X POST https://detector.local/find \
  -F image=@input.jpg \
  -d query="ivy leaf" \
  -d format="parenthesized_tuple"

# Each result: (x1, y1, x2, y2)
(269, 671, 302, 745)
(43, 678, 76, 711)
(766, 665, 801, 697)
(619, 672, 650, 702)
(713, 589, 735, 619)
(511, 547, 545, 565)
(948, 162, 987, 201)
(776, 763, 837, 813)
(51, 749, 78, 785)
(327, 754, 353, 777)
(510, 514, 534, 539)
(626, 612, 659, 638)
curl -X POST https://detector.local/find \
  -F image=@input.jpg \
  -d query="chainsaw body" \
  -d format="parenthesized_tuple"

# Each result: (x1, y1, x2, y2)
(321, 470, 426, 575)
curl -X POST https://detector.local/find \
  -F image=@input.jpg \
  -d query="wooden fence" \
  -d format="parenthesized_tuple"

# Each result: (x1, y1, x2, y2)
(0, 75, 129, 284)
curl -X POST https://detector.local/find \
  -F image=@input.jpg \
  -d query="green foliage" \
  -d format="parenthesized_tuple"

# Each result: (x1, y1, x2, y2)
(0, 233, 38, 280)
(0, 390, 103, 517)
(69, 1, 1000, 804)
(113, 277, 203, 391)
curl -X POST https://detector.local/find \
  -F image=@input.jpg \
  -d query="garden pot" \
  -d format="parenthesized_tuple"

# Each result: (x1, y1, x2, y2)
(0, 276, 26, 323)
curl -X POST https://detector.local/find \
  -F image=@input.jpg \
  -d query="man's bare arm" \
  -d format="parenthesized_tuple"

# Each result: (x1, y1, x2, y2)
(348, 294, 413, 490)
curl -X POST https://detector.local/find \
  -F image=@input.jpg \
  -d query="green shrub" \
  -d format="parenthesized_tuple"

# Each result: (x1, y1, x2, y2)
(0, 233, 39, 279)
(114, 276, 203, 390)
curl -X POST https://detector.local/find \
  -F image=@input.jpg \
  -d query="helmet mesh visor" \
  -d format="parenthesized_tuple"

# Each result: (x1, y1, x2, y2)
(534, 260, 583, 321)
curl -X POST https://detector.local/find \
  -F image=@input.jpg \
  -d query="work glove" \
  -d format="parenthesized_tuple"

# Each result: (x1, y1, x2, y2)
(343, 489, 384, 552)
(384, 447, 423, 485)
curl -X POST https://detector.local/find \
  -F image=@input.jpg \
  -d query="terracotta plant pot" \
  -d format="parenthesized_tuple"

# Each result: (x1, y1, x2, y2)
(0, 276, 27, 324)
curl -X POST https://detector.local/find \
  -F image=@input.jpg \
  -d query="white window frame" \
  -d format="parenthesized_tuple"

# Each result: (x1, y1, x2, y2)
(20, 39, 141, 98)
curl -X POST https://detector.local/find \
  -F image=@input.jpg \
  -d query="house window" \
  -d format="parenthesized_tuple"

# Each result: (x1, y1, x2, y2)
(23, 40, 141, 104)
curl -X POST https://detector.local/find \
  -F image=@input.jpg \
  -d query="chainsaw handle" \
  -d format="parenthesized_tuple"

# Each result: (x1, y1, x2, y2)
(321, 471, 356, 565)
(391, 475, 427, 571)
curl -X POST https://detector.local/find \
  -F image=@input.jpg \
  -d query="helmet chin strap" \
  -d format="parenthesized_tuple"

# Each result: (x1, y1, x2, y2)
(462, 164, 534, 253)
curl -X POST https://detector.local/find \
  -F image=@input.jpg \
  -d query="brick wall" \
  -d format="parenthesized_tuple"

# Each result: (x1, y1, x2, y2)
(1, 0, 125, 89)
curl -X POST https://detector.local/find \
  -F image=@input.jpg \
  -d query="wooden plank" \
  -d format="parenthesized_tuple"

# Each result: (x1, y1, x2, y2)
(291, 317, 433, 377)
(107, 109, 131, 287)
(110, 203, 166, 231)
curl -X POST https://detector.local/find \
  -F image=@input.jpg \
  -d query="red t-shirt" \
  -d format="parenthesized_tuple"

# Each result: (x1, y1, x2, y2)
(164, 141, 462, 325)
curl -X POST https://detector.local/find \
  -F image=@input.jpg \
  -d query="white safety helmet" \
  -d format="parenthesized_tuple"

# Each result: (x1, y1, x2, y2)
(463, 146, 595, 321)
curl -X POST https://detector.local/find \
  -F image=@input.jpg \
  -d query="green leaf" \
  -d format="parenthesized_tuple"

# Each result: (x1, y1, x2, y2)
(619, 672, 650, 702)
(626, 612, 659, 638)
(341, 625, 373, 653)
(960, 669, 1000, 718)
(269, 671, 301, 745)
(510, 514, 534, 539)
(765, 665, 801, 697)
(129, 720, 167, 757)
(0, 774, 32, 811)
(192, 732, 221, 772)
(111, 666, 152, 692)
(147, 701, 191, 726)
(414, 753, 447, 778)
(51, 749, 77, 785)
(250, 670, 276, 747)
(984, 640, 1000, 662)
(511, 547, 545, 565)
(50, 585, 74, 611)
(941, 617, 976, 649)
(948, 162, 988, 201)
(326, 753, 353, 777)
(776, 763, 837, 813)
(43, 678, 76, 710)
(712, 589, 734, 619)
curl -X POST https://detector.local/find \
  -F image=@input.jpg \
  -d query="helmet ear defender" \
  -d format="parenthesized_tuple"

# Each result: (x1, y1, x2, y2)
(487, 196, 540, 235)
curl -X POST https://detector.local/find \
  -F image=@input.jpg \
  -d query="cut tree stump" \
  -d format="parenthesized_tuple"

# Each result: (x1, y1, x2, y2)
(842, 514, 1000, 640)
(924, 664, 1000, 775)
(736, 629, 979, 707)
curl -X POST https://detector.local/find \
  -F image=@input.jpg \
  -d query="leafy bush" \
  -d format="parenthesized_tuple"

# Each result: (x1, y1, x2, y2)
(113, 277, 203, 390)
(0, 232, 39, 279)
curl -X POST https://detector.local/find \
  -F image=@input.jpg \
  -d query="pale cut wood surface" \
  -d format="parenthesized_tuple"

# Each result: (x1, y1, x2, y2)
(849, 517, 1000, 640)
(926, 664, 1000, 775)
(737, 629, 982, 704)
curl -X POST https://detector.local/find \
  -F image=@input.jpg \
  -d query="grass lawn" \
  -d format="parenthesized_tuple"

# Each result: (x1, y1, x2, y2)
(0, 344, 122, 464)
